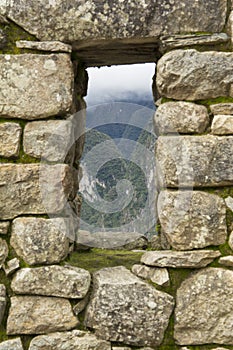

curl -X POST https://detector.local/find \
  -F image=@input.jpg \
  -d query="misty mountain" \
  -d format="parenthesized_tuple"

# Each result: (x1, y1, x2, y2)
(86, 90, 155, 110)
(79, 92, 157, 234)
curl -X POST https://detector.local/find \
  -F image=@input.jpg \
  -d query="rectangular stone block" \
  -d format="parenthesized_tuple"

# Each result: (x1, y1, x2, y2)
(23, 119, 75, 162)
(158, 190, 227, 250)
(156, 50, 233, 100)
(211, 115, 233, 135)
(3, 0, 227, 43)
(0, 54, 73, 119)
(0, 122, 21, 157)
(156, 135, 233, 187)
(7, 296, 78, 335)
(0, 164, 75, 219)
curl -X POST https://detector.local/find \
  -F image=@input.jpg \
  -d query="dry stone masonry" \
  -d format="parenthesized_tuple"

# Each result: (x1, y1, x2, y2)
(0, 0, 233, 349)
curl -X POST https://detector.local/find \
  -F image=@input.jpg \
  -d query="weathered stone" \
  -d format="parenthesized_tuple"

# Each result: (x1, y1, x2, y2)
(211, 115, 233, 134)
(16, 40, 72, 53)
(219, 255, 233, 267)
(85, 266, 174, 347)
(0, 54, 73, 119)
(0, 338, 24, 350)
(0, 164, 75, 220)
(23, 119, 76, 162)
(7, 296, 78, 335)
(228, 231, 233, 250)
(0, 123, 22, 157)
(149, 235, 162, 250)
(0, 15, 8, 24)
(77, 230, 148, 250)
(159, 33, 229, 52)
(0, 28, 7, 49)
(73, 295, 89, 316)
(228, 11, 233, 45)
(3, 0, 227, 44)
(156, 50, 233, 100)
(158, 190, 227, 250)
(0, 285, 6, 325)
(174, 268, 233, 345)
(141, 250, 220, 268)
(156, 135, 233, 188)
(225, 196, 233, 211)
(210, 103, 233, 115)
(154, 102, 209, 135)
(0, 222, 9, 235)
(132, 264, 169, 286)
(11, 217, 70, 265)
(11, 265, 91, 298)
(3, 258, 20, 276)
(0, 238, 8, 268)
(29, 330, 111, 350)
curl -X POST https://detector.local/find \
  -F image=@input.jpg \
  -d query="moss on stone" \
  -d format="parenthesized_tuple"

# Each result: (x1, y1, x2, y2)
(196, 96, 233, 106)
(0, 21, 36, 55)
(65, 249, 143, 273)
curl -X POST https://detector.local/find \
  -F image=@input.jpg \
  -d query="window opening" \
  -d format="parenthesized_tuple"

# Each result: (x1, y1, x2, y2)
(78, 63, 158, 246)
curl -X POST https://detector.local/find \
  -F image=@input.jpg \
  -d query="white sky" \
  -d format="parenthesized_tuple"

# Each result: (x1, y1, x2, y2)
(86, 63, 155, 104)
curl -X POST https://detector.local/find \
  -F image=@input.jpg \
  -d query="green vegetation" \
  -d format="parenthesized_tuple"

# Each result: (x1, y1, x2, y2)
(79, 127, 156, 234)
(65, 248, 143, 273)
(0, 21, 36, 55)
(161, 96, 233, 106)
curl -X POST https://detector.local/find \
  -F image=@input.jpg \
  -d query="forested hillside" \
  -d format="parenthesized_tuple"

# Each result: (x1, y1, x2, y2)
(79, 94, 157, 234)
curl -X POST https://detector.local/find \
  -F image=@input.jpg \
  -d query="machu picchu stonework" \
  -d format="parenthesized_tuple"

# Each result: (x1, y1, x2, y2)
(0, 0, 233, 349)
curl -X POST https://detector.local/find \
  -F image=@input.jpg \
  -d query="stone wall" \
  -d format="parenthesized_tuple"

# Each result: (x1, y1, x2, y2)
(0, 1, 233, 349)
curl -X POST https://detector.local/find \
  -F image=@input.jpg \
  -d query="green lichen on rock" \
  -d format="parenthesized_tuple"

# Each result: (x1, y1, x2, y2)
(65, 249, 143, 273)
(0, 21, 36, 55)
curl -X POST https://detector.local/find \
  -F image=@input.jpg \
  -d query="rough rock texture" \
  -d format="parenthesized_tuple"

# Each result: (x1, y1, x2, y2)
(132, 264, 169, 286)
(16, 40, 72, 53)
(11, 217, 70, 265)
(225, 196, 233, 211)
(159, 33, 229, 52)
(0, 285, 6, 325)
(228, 11, 233, 45)
(0, 122, 22, 157)
(174, 268, 233, 345)
(3, 257, 20, 276)
(77, 230, 148, 250)
(0, 222, 9, 235)
(156, 50, 233, 100)
(23, 119, 76, 162)
(0, 238, 8, 268)
(28, 330, 111, 350)
(0, 14, 8, 24)
(211, 115, 233, 134)
(0, 28, 7, 48)
(141, 250, 220, 268)
(156, 135, 233, 187)
(210, 103, 233, 115)
(2, 0, 227, 43)
(154, 102, 209, 135)
(11, 265, 91, 298)
(228, 231, 233, 250)
(0, 54, 73, 119)
(0, 338, 24, 350)
(149, 235, 162, 250)
(219, 256, 233, 267)
(7, 296, 78, 335)
(85, 266, 174, 347)
(0, 164, 75, 219)
(158, 190, 227, 250)
(73, 296, 89, 316)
